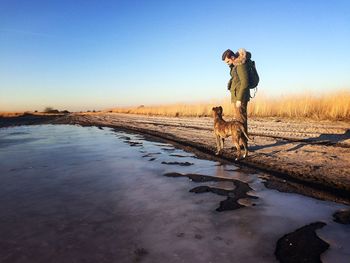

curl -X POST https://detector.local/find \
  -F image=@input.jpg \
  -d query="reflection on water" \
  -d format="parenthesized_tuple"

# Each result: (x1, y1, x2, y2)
(0, 125, 349, 263)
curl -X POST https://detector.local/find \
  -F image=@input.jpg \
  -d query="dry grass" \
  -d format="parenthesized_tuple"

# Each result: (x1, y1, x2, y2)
(248, 90, 350, 120)
(109, 90, 350, 120)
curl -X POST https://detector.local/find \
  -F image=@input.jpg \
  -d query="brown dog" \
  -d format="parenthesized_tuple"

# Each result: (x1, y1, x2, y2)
(212, 106, 250, 160)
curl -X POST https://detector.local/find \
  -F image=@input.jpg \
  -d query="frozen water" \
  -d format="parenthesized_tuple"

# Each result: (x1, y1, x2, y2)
(0, 125, 349, 263)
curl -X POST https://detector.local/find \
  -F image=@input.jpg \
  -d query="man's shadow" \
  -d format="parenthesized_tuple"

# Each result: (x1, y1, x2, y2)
(249, 129, 350, 153)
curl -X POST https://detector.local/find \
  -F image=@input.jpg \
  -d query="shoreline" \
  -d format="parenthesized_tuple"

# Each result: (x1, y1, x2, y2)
(1, 112, 350, 204)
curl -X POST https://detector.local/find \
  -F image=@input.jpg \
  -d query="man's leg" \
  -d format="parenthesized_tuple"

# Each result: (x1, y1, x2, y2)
(233, 102, 248, 133)
(241, 101, 248, 134)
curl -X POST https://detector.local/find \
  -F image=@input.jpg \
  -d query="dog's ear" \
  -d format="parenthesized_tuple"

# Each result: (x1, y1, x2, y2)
(219, 106, 223, 114)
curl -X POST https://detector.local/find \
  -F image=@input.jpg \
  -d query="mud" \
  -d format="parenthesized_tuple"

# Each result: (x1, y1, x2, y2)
(161, 161, 194, 166)
(275, 222, 329, 263)
(333, 209, 350, 224)
(125, 141, 143, 147)
(169, 154, 193, 158)
(164, 172, 258, 211)
(142, 153, 161, 158)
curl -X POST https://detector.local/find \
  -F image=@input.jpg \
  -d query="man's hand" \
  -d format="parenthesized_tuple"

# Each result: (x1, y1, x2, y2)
(227, 79, 232, 90)
(236, 101, 241, 108)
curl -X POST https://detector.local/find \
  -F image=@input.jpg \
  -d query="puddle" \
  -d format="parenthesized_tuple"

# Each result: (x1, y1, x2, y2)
(0, 125, 349, 263)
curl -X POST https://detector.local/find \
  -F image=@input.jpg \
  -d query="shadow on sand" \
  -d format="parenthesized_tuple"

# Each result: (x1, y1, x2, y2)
(249, 129, 350, 153)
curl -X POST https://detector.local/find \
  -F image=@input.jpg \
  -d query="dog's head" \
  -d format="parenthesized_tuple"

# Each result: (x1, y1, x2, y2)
(212, 106, 223, 118)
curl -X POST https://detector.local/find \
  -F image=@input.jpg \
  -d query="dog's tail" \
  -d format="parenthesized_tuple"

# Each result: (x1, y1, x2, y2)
(239, 124, 252, 141)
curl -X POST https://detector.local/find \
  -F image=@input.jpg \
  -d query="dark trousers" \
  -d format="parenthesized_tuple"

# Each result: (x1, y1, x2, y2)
(233, 101, 248, 134)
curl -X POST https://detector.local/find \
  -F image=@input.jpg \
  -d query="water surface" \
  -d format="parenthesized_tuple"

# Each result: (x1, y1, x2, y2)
(0, 125, 349, 263)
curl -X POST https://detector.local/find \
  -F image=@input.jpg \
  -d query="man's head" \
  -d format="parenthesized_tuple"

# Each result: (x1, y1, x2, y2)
(222, 49, 237, 65)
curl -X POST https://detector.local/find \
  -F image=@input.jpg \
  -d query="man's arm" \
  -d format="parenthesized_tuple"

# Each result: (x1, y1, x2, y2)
(227, 78, 232, 90)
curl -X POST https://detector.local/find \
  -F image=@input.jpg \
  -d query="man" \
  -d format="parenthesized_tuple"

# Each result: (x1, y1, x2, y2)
(222, 48, 250, 133)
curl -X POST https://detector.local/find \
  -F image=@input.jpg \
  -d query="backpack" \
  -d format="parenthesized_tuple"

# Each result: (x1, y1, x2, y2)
(245, 51, 259, 98)
(247, 59, 259, 89)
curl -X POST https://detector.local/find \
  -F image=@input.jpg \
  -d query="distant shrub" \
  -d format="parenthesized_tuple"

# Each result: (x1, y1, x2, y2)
(44, 107, 54, 112)
(44, 107, 59, 114)
(22, 111, 33, 116)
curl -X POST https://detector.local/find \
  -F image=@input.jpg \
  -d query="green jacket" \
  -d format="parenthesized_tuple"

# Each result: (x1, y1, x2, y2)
(229, 49, 250, 103)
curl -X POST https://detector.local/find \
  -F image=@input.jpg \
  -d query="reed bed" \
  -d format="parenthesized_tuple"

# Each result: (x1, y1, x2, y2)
(248, 91, 350, 120)
(109, 90, 350, 120)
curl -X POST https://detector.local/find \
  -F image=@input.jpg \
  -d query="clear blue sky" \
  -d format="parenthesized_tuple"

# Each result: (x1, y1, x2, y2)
(1, 0, 350, 111)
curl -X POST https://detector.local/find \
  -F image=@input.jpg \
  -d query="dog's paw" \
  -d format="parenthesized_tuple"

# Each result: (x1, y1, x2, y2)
(215, 151, 220, 155)
(235, 155, 244, 161)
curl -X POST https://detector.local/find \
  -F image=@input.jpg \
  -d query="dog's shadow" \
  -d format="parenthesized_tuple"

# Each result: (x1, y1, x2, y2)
(249, 129, 350, 153)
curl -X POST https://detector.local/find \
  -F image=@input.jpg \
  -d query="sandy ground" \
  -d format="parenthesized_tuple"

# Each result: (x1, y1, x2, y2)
(1, 113, 350, 200)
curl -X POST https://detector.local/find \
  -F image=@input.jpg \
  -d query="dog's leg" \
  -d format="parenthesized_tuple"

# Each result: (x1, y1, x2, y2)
(215, 135, 221, 155)
(232, 138, 241, 161)
(221, 138, 225, 151)
(242, 138, 248, 158)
